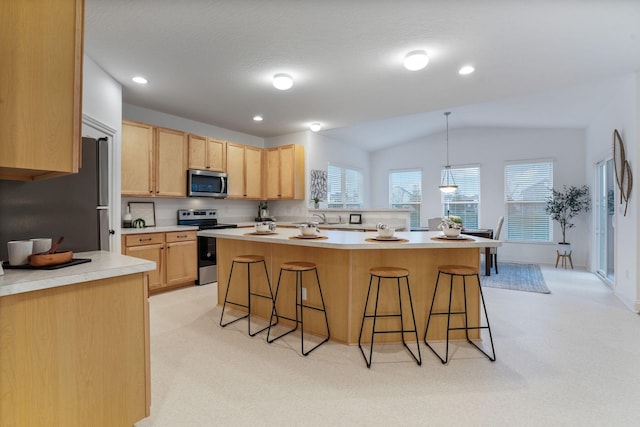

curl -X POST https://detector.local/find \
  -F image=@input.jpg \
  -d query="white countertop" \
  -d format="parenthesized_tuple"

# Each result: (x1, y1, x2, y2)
(198, 227, 500, 250)
(121, 225, 198, 235)
(0, 251, 156, 297)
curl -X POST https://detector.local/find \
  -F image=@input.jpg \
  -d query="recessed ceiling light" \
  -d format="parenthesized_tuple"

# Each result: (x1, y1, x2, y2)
(253, 115, 263, 122)
(309, 122, 322, 132)
(272, 73, 293, 90)
(132, 76, 148, 84)
(458, 65, 475, 75)
(403, 50, 429, 71)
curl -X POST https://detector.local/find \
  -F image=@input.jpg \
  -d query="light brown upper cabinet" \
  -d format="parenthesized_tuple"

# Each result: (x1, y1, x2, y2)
(266, 144, 305, 200)
(0, 0, 84, 180)
(188, 134, 226, 172)
(122, 120, 187, 197)
(226, 143, 263, 199)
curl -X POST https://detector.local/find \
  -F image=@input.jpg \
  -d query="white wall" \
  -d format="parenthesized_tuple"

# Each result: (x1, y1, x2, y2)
(122, 104, 264, 148)
(82, 55, 123, 252)
(370, 127, 587, 266)
(585, 72, 639, 312)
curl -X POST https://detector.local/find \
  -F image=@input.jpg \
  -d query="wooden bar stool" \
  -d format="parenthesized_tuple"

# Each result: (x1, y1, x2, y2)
(358, 266, 421, 368)
(219, 255, 276, 337)
(267, 261, 330, 356)
(424, 265, 496, 364)
(555, 250, 573, 269)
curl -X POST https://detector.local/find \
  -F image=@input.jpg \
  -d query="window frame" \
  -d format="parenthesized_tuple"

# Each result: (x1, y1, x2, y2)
(389, 168, 422, 228)
(327, 162, 364, 209)
(440, 164, 481, 229)
(504, 158, 554, 243)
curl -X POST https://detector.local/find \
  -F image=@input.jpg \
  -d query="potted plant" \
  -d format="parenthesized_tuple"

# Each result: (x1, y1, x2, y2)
(313, 197, 321, 209)
(545, 185, 590, 254)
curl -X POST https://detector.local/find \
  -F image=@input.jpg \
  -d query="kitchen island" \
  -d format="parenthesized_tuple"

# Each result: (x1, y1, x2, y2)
(199, 228, 500, 345)
(0, 251, 155, 427)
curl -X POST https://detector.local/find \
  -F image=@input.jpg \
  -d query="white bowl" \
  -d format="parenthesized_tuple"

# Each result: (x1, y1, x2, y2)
(300, 226, 317, 236)
(377, 228, 395, 238)
(255, 223, 270, 232)
(443, 227, 461, 237)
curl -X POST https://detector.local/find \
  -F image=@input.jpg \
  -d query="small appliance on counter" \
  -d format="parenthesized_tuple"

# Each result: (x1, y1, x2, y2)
(177, 209, 237, 286)
(254, 201, 275, 222)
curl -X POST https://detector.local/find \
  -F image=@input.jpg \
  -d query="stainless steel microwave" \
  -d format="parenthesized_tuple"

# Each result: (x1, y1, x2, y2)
(187, 169, 228, 198)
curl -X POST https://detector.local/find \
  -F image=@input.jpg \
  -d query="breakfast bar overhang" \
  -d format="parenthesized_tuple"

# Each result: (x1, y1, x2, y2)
(199, 228, 501, 345)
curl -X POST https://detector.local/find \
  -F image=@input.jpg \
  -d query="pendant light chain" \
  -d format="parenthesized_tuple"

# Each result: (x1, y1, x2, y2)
(439, 111, 458, 193)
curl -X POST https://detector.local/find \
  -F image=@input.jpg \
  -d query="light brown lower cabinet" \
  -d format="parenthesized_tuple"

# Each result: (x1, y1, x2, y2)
(123, 230, 197, 293)
(0, 273, 150, 426)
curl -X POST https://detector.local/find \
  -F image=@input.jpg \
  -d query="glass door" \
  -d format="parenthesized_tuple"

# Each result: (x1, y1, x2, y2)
(596, 159, 615, 285)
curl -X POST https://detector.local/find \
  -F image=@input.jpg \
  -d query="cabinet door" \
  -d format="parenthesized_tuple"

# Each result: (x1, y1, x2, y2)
(226, 143, 246, 198)
(165, 240, 197, 286)
(0, 0, 83, 180)
(188, 134, 207, 170)
(266, 148, 280, 199)
(122, 121, 154, 196)
(278, 145, 296, 198)
(125, 244, 164, 291)
(206, 138, 226, 172)
(244, 146, 263, 199)
(155, 127, 187, 197)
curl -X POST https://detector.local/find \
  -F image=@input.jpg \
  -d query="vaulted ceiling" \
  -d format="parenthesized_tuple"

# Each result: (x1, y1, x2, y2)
(85, 0, 640, 151)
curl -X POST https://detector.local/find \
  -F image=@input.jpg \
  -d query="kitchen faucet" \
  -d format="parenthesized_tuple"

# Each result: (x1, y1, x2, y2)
(312, 213, 327, 224)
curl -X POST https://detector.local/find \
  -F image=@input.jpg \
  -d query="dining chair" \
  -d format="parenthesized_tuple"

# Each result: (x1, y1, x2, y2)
(489, 216, 504, 273)
(428, 217, 442, 231)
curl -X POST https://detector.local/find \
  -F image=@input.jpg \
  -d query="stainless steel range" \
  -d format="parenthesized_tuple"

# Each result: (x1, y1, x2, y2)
(177, 209, 237, 285)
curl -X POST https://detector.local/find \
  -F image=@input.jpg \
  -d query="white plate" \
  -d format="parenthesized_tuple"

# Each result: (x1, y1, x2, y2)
(374, 236, 400, 241)
(253, 230, 275, 235)
(435, 234, 467, 240)
(296, 234, 322, 239)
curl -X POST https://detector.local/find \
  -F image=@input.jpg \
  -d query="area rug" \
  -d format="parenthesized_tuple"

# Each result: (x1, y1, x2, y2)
(480, 262, 550, 294)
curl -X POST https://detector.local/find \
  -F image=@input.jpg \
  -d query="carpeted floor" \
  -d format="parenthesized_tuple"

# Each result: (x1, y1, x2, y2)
(481, 262, 550, 293)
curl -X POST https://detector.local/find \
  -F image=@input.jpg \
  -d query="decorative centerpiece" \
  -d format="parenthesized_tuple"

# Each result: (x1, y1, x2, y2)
(440, 216, 462, 237)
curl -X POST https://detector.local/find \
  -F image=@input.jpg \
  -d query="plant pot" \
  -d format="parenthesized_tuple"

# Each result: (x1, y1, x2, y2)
(314, 202, 319, 209)
(557, 242, 571, 255)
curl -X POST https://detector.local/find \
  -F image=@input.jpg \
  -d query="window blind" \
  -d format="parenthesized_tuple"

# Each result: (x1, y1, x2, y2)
(328, 163, 363, 208)
(504, 160, 553, 241)
(441, 166, 480, 228)
(389, 169, 421, 227)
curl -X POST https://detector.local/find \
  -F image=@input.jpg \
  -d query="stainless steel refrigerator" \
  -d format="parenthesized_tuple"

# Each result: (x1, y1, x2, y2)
(0, 137, 111, 260)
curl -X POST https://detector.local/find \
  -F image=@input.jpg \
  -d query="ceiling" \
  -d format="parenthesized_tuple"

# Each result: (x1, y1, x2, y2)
(84, 0, 640, 151)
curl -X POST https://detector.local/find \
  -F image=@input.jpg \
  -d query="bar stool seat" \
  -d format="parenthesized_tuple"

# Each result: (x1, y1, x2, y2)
(267, 261, 330, 356)
(358, 266, 421, 368)
(424, 264, 496, 364)
(219, 254, 276, 337)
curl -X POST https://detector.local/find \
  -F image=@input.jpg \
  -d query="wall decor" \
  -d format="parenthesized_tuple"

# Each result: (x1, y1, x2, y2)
(129, 202, 156, 227)
(349, 214, 362, 224)
(613, 129, 633, 216)
(310, 169, 327, 201)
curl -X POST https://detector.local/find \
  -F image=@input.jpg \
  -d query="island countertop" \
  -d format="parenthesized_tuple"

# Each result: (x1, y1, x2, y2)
(198, 227, 500, 250)
(0, 250, 156, 297)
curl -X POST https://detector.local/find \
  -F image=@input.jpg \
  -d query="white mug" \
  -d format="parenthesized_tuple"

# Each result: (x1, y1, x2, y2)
(7, 240, 33, 266)
(30, 238, 52, 254)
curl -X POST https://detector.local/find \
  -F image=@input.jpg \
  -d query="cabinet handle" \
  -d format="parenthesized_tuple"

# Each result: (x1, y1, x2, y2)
(176, 234, 188, 238)
(139, 237, 152, 242)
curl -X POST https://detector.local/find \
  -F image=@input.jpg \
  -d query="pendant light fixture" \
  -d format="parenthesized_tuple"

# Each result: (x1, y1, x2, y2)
(439, 112, 458, 193)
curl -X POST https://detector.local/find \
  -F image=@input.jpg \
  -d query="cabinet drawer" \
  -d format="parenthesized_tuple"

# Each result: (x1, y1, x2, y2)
(165, 230, 197, 243)
(125, 233, 164, 247)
